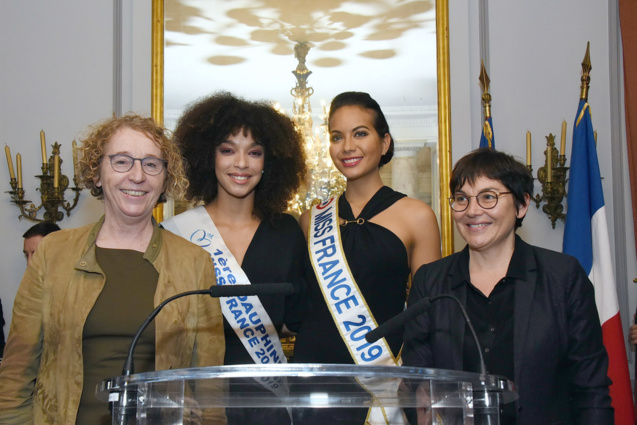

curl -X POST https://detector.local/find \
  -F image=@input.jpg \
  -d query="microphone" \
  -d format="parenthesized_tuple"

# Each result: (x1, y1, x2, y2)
(111, 283, 294, 424)
(365, 294, 488, 379)
(123, 282, 294, 376)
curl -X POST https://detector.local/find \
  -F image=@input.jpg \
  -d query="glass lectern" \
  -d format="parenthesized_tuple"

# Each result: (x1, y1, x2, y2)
(97, 364, 516, 425)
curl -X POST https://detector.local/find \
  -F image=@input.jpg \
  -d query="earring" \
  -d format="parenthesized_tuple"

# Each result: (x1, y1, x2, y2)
(262, 170, 265, 174)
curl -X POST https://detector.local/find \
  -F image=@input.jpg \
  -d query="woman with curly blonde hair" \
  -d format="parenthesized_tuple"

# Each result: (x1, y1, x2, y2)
(0, 113, 225, 425)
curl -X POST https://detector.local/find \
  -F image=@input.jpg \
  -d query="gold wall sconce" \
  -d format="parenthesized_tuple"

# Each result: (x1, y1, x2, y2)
(527, 43, 594, 229)
(527, 128, 569, 228)
(5, 131, 82, 223)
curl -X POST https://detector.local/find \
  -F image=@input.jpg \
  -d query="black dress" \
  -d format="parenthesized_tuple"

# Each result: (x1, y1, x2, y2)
(292, 187, 410, 425)
(223, 213, 309, 365)
(223, 213, 310, 425)
(294, 186, 410, 363)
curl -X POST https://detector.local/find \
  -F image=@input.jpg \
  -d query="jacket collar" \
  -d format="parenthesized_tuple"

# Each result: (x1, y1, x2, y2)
(450, 234, 532, 288)
(74, 215, 164, 274)
(446, 234, 538, 377)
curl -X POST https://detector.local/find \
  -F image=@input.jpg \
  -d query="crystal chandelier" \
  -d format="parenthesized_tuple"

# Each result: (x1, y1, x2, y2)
(287, 42, 346, 214)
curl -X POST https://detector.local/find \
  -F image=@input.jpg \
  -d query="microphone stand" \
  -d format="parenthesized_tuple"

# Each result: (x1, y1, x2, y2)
(123, 288, 210, 376)
(111, 283, 293, 425)
(112, 289, 211, 425)
(366, 294, 501, 423)
(365, 294, 488, 380)
(432, 295, 487, 380)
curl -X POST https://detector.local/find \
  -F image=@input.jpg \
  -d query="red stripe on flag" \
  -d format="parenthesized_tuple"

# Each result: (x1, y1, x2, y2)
(602, 313, 635, 424)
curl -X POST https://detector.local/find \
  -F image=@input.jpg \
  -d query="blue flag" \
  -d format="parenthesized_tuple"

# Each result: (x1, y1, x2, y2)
(479, 116, 495, 149)
(563, 99, 635, 423)
(563, 99, 601, 268)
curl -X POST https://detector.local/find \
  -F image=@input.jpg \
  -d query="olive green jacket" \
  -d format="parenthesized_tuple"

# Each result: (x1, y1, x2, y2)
(0, 217, 225, 424)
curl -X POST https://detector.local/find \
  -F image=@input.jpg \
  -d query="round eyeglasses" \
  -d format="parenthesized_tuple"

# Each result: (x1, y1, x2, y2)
(448, 191, 512, 212)
(106, 154, 167, 176)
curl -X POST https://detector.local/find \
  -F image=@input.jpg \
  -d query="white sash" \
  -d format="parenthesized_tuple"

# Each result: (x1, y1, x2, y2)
(162, 207, 289, 395)
(309, 198, 408, 425)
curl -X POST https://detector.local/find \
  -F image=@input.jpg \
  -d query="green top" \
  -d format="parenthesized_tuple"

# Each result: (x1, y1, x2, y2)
(75, 247, 157, 425)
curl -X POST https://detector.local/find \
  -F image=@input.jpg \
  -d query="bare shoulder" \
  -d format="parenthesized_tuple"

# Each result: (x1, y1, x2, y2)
(393, 196, 438, 227)
(393, 197, 442, 271)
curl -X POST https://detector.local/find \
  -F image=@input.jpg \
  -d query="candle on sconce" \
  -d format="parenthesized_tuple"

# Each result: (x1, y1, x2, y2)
(16, 153, 23, 189)
(5, 145, 15, 180)
(40, 130, 47, 164)
(526, 131, 532, 166)
(72, 140, 79, 181)
(546, 143, 553, 183)
(560, 120, 567, 156)
(53, 154, 60, 188)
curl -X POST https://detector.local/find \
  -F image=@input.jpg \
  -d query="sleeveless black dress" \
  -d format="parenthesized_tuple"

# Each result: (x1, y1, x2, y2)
(292, 187, 410, 425)
(294, 186, 410, 362)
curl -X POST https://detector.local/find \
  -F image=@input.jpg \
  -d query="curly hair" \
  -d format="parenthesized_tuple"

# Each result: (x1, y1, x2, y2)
(79, 113, 187, 203)
(328, 91, 395, 167)
(174, 92, 307, 221)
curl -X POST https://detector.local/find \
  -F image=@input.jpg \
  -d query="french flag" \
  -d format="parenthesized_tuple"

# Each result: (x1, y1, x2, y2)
(563, 98, 635, 424)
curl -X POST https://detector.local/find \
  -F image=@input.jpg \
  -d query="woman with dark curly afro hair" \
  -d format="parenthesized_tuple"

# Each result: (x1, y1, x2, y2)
(161, 92, 310, 421)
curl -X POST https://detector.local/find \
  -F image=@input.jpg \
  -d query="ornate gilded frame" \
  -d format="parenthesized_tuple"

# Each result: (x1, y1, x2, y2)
(151, 0, 453, 255)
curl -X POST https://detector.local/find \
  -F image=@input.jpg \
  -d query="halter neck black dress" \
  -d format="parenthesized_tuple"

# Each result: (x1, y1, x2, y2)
(294, 186, 410, 363)
(292, 187, 410, 425)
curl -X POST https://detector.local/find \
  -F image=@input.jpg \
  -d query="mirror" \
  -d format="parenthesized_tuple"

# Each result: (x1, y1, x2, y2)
(151, 0, 452, 255)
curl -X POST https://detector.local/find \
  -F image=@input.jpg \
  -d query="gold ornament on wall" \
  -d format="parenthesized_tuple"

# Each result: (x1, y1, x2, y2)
(5, 131, 82, 223)
(528, 43, 594, 228)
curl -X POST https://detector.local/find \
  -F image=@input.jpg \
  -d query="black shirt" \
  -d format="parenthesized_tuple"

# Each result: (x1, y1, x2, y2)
(462, 277, 515, 380)
(458, 244, 529, 425)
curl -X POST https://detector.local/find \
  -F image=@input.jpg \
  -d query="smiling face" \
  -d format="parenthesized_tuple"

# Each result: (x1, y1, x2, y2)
(328, 105, 390, 181)
(214, 129, 265, 201)
(94, 127, 166, 224)
(453, 176, 529, 254)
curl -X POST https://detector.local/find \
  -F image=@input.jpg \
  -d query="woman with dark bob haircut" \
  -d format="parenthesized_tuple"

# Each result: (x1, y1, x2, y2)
(293, 91, 441, 424)
(162, 92, 311, 422)
(403, 148, 613, 425)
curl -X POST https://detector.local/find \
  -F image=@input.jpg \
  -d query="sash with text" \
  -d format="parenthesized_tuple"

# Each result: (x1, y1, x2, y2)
(162, 207, 288, 397)
(309, 197, 407, 425)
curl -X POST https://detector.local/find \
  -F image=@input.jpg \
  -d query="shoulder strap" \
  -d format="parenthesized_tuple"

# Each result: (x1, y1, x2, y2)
(339, 186, 407, 221)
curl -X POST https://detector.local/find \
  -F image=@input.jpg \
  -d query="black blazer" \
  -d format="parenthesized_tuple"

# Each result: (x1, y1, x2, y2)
(403, 235, 613, 425)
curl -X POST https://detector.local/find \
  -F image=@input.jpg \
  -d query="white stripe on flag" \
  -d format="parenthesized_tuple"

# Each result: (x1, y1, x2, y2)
(589, 206, 619, 325)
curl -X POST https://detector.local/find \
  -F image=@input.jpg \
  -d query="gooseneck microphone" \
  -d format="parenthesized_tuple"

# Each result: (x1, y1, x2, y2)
(123, 282, 294, 376)
(365, 294, 488, 379)
(112, 283, 294, 425)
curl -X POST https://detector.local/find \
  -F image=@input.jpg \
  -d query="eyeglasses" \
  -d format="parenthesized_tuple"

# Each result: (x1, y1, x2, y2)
(448, 190, 512, 212)
(105, 154, 167, 176)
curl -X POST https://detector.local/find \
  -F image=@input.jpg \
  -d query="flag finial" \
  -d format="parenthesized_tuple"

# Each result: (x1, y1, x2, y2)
(580, 42, 592, 100)
(479, 60, 492, 119)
